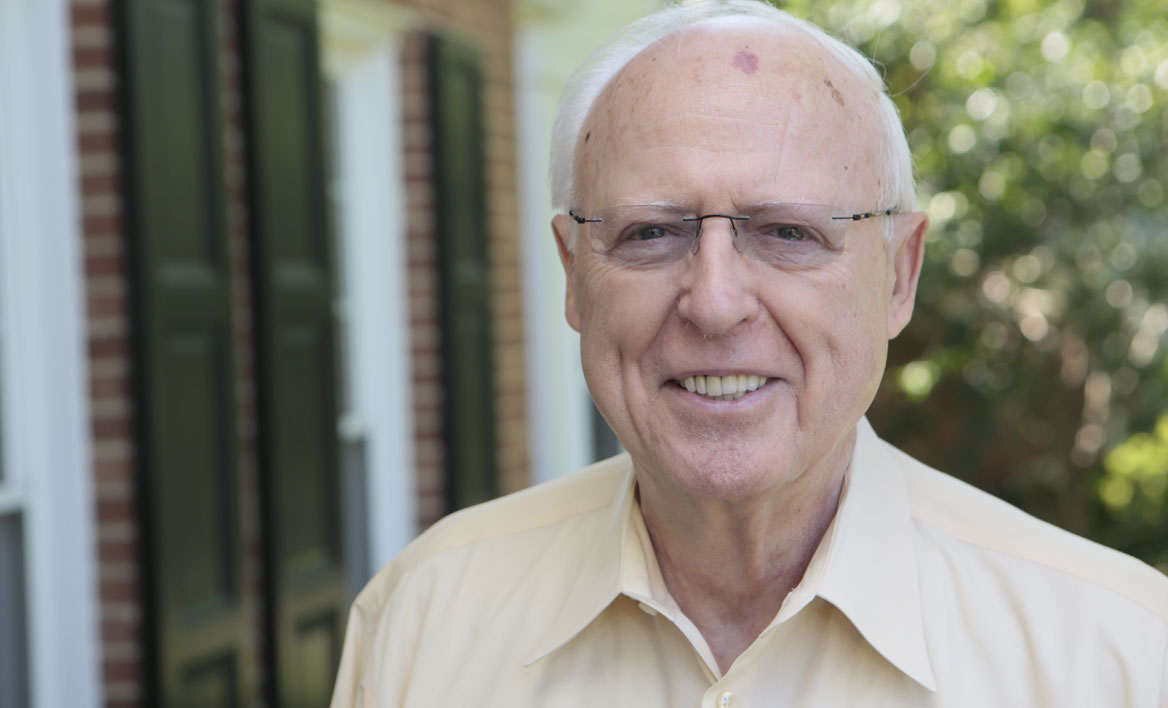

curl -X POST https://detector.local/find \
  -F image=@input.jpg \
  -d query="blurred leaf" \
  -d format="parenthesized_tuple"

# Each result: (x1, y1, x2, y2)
(775, 0, 1168, 568)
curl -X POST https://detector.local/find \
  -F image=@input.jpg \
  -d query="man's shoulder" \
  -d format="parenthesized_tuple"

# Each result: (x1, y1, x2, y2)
(882, 440, 1168, 621)
(351, 453, 631, 616)
(402, 452, 630, 562)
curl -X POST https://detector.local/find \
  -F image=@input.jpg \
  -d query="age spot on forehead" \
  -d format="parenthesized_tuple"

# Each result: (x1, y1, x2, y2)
(823, 77, 845, 107)
(732, 49, 759, 74)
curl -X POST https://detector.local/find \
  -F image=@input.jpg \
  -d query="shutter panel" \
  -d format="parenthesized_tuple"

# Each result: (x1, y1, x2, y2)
(429, 35, 500, 512)
(119, 1, 252, 705)
(242, 1, 347, 705)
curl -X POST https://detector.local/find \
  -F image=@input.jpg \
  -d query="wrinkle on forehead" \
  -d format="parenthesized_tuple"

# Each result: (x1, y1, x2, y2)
(575, 26, 883, 207)
(585, 30, 868, 129)
(643, 27, 863, 97)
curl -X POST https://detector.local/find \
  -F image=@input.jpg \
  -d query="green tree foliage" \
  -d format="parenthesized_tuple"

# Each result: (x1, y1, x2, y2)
(778, 0, 1168, 569)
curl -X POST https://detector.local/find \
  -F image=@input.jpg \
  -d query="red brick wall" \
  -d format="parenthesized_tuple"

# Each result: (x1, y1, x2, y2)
(71, 0, 143, 704)
(398, 0, 528, 529)
(72, 0, 268, 704)
(71, 0, 528, 703)
(400, 32, 445, 528)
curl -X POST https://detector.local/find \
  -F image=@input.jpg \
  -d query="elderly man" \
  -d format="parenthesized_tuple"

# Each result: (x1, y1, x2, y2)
(332, 1, 1168, 705)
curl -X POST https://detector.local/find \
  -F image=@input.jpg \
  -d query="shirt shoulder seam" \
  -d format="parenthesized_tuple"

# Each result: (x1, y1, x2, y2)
(883, 440, 1168, 622)
(352, 457, 630, 616)
(915, 512, 1168, 620)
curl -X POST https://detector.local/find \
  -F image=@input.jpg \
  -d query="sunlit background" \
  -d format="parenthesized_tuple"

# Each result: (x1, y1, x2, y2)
(771, 0, 1168, 570)
(0, 1, 1163, 706)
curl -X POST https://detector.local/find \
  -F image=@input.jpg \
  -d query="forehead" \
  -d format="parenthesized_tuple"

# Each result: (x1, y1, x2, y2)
(577, 25, 885, 208)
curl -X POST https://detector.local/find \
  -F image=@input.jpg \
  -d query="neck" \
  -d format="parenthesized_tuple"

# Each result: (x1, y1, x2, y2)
(637, 435, 851, 674)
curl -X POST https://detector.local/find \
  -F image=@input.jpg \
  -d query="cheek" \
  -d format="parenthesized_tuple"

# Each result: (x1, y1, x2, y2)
(575, 264, 623, 335)
(574, 269, 675, 434)
(784, 260, 890, 369)
(831, 265, 893, 386)
(577, 267, 646, 348)
(575, 267, 676, 373)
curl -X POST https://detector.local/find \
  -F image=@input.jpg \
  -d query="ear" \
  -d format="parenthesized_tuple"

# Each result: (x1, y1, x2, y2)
(552, 213, 581, 332)
(886, 211, 928, 339)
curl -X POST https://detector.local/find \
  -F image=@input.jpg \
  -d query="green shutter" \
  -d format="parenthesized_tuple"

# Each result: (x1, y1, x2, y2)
(242, 1, 347, 705)
(429, 35, 500, 512)
(119, 0, 252, 705)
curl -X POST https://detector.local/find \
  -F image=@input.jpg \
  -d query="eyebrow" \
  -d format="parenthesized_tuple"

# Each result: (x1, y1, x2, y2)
(609, 201, 690, 211)
(607, 200, 837, 213)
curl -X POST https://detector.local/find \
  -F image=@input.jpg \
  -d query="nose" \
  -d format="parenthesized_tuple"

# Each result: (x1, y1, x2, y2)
(675, 217, 760, 337)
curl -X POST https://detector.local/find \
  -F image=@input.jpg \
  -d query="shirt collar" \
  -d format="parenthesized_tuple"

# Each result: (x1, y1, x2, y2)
(524, 420, 937, 692)
(811, 418, 937, 691)
(524, 456, 635, 666)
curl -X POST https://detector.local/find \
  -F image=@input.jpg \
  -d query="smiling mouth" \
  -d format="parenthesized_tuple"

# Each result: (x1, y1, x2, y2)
(677, 374, 769, 401)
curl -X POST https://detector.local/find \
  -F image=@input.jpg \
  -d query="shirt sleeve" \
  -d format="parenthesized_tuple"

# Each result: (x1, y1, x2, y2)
(330, 602, 372, 708)
(329, 559, 434, 707)
(1159, 639, 1167, 708)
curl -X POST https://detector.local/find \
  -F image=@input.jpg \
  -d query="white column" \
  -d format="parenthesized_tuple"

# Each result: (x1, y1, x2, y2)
(0, 0, 101, 705)
(322, 0, 417, 575)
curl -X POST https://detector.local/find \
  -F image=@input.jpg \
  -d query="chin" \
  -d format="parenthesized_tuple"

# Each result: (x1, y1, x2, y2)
(652, 442, 793, 503)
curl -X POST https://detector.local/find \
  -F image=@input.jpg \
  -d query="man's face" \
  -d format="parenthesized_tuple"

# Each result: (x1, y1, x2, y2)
(554, 26, 926, 503)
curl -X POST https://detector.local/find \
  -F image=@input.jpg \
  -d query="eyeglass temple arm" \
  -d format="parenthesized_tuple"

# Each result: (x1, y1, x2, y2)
(832, 207, 897, 222)
(568, 210, 602, 224)
(571, 208, 894, 223)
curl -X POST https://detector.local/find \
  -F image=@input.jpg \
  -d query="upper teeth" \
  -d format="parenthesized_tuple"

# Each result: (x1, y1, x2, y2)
(681, 374, 767, 400)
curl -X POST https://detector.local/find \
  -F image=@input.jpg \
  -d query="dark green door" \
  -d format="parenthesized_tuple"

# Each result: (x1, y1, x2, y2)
(120, 1, 252, 705)
(429, 35, 500, 512)
(242, 1, 347, 705)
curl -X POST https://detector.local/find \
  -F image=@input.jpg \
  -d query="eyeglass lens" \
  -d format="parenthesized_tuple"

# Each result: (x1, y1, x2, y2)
(584, 203, 852, 269)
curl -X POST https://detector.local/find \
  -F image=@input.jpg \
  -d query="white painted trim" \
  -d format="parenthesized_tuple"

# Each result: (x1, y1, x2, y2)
(0, 0, 101, 706)
(321, 0, 411, 76)
(322, 3, 417, 575)
(514, 28, 593, 484)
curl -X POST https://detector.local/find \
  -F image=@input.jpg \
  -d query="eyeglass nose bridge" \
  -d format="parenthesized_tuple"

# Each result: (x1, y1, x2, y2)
(680, 213, 751, 255)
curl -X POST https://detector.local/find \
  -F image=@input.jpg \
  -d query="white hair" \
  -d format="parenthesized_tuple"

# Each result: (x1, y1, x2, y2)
(549, 0, 916, 238)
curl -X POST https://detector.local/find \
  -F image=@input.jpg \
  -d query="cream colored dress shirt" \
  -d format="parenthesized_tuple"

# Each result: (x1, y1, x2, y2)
(331, 419, 1168, 707)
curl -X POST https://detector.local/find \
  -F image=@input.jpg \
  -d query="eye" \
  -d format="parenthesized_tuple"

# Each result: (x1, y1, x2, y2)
(627, 224, 671, 241)
(771, 224, 812, 242)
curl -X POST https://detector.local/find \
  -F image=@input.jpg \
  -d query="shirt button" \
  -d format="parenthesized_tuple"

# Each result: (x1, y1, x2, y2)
(717, 690, 736, 707)
(637, 602, 658, 616)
